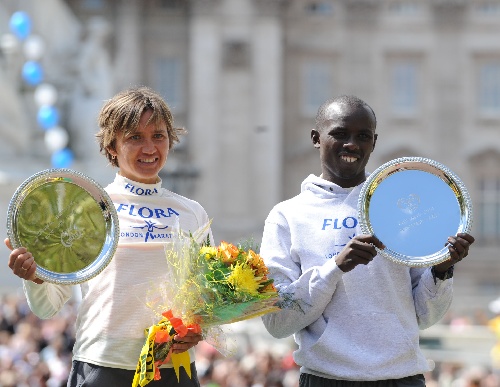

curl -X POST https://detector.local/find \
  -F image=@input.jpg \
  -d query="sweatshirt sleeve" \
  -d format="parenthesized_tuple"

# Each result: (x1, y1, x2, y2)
(411, 267, 453, 329)
(23, 280, 73, 319)
(260, 218, 344, 339)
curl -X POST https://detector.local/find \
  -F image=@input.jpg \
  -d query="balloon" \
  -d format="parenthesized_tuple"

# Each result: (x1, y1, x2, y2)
(23, 34, 45, 60)
(44, 126, 69, 152)
(51, 148, 74, 168)
(0, 33, 19, 54)
(37, 105, 59, 129)
(22, 61, 43, 86)
(34, 84, 58, 107)
(9, 11, 32, 41)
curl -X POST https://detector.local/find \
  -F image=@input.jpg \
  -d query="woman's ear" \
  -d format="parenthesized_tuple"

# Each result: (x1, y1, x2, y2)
(107, 147, 117, 158)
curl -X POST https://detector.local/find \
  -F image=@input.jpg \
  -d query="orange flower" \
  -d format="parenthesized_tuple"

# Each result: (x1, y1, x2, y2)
(260, 282, 277, 293)
(246, 250, 268, 276)
(217, 241, 240, 264)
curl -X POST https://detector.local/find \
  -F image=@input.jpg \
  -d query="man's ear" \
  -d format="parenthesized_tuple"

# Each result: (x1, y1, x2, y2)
(373, 133, 378, 151)
(311, 129, 320, 149)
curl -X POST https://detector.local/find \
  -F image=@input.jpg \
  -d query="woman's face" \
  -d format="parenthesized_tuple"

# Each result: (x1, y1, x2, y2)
(108, 109, 169, 184)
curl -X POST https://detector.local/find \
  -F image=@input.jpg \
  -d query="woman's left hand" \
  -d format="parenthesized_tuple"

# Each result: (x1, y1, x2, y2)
(171, 329, 203, 354)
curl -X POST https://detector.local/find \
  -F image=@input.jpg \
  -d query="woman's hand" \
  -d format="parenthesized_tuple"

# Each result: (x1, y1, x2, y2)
(4, 238, 44, 284)
(171, 328, 203, 354)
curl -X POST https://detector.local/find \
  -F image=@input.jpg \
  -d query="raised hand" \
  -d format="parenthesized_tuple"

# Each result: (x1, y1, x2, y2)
(5, 238, 44, 284)
(335, 234, 385, 273)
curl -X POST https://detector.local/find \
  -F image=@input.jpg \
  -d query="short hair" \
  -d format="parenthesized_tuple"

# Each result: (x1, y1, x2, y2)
(96, 86, 185, 167)
(315, 95, 377, 129)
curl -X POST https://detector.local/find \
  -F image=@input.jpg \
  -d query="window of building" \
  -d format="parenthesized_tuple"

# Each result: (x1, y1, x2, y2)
(478, 62, 500, 117)
(305, 2, 334, 15)
(81, 0, 105, 10)
(159, 0, 184, 8)
(388, 2, 421, 15)
(390, 61, 419, 116)
(155, 57, 183, 112)
(475, 2, 500, 15)
(302, 61, 333, 116)
(477, 178, 500, 242)
(471, 151, 500, 244)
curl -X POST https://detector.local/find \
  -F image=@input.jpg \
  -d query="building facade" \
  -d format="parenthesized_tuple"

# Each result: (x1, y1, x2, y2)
(1, 0, 500, 316)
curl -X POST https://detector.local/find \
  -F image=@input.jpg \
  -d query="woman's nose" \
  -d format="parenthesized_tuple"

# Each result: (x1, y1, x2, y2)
(142, 138, 156, 153)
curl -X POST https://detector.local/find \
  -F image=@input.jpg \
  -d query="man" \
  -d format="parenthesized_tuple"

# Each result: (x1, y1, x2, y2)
(260, 95, 474, 386)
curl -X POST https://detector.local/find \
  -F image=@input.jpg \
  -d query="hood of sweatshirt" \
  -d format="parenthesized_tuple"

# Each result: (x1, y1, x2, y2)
(300, 173, 368, 199)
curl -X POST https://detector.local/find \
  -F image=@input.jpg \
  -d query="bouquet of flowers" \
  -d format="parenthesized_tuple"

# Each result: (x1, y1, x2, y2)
(132, 222, 281, 387)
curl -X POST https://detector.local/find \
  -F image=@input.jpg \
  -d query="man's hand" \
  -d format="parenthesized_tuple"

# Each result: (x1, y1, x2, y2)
(5, 238, 44, 284)
(433, 233, 475, 274)
(335, 234, 385, 273)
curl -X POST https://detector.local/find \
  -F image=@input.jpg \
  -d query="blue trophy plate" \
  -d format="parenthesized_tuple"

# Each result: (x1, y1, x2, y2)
(358, 157, 473, 267)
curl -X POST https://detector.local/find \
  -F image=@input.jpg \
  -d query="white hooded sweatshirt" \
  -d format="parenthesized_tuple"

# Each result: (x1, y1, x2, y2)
(261, 174, 452, 381)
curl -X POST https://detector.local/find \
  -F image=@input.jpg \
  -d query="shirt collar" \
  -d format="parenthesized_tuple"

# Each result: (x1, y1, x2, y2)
(113, 173, 162, 196)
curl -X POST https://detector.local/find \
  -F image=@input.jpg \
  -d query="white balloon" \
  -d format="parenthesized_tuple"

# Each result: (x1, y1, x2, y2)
(23, 34, 45, 60)
(34, 83, 58, 107)
(0, 33, 19, 54)
(44, 126, 69, 152)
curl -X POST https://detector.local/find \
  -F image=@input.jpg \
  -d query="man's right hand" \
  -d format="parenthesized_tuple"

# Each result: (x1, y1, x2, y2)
(335, 234, 385, 273)
(5, 238, 44, 284)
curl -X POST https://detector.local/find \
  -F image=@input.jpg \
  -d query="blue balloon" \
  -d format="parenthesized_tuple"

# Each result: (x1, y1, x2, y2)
(51, 148, 74, 168)
(37, 105, 59, 129)
(9, 11, 32, 40)
(22, 61, 43, 86)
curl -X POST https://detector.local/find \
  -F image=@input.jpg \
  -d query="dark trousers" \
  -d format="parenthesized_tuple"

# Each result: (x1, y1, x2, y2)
(299, 373, 426, 387)
(67, 360, 201, 387)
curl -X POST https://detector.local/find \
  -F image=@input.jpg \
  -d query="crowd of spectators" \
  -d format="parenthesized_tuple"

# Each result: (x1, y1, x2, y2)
(1, 290, 500, 387)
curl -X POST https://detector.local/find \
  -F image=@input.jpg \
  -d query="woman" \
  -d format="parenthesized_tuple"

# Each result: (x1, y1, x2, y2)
(5, 87, 210, 386)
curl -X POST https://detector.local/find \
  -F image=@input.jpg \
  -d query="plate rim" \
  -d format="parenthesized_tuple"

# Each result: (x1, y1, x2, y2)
(6, 168, 119, 285)
(358, 157, 473, 267)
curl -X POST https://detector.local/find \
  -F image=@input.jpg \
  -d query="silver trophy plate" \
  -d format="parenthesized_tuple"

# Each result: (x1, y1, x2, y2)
(358, 157, 473, 267)
(7, 169, 119, 284)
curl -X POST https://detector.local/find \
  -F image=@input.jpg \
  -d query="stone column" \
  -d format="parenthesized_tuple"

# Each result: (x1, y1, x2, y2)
(250, 0, 284, 236)
(188, 0, 222, 225)
(114, 0, 141, 91)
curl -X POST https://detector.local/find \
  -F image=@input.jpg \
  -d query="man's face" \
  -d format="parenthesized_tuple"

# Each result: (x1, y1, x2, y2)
(311, 102, 377, 188)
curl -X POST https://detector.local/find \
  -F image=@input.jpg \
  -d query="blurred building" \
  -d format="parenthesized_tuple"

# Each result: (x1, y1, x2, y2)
(1, 0, 500, 317)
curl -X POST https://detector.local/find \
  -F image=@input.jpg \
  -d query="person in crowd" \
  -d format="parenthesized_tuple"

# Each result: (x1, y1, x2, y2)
(259, 95, 475, 387)
(5, 86, 211, 386)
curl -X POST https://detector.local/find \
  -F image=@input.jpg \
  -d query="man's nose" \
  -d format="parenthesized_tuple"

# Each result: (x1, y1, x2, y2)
(344, 136, 360, 150)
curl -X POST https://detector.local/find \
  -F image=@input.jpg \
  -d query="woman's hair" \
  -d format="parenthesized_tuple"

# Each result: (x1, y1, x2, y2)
(96, 86, 185, 167)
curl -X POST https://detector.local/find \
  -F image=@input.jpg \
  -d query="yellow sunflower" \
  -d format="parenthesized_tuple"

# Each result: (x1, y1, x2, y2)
(227, 263, 261, 296)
